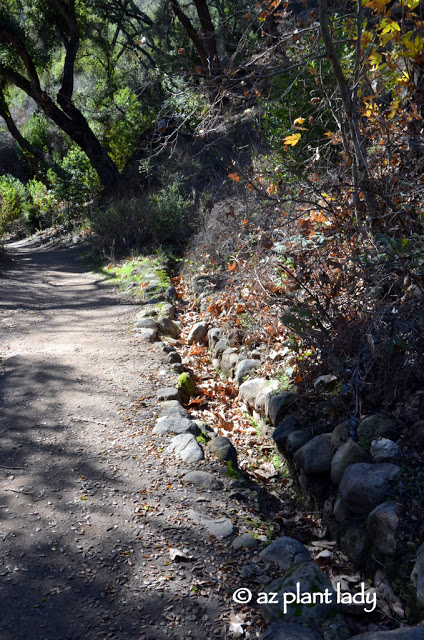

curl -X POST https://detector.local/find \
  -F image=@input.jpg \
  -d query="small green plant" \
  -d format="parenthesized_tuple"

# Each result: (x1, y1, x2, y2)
(0, 175, 29, 231)
(226, 460, 242, 479)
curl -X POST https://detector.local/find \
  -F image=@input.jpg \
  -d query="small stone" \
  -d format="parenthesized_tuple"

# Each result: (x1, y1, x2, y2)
(133, 327, 157, 342)
(195, 421, 217, 440)
(157, 387, 181, 402)
(168, 351, 182, 364)
(235, 359, 260, 385)
(165, 286, 177, 302)
(157, 316, 182, 338)
(370, 438, 402, 463)
(259, 536, 311, 570)
(272, 416, 300, 452)
(182, 471, 222, 490)
(357, 414, 399, 445)
(189, 510, 234, 538)
(208, 437, 238, 466)
(256, 381, 280, 415)
(177, 373, 195, 403)
(133, 317, 158, 329)
(259, 561, 337, 626)
(331, 439, 371, 486)
(158, 303, 175, 318)
(293, 433, 332, 475)
(214, 339, 230, 357)
(162, 344, 176, 353)
(159, 402, 188, 418)
(367, 501, 400, 556)
(171, 363, 185, 374)
(220, 348, 244, 377)
(153, 416, 199, 436)
(187, 321, 209, 345)
(331, 422, 348, 453)
(268, 392, 296, 426)
(208, 328, 222, 351)
(239, 378, 268, 411)
(232, 533, 257, 550)
(167, 434, 204, 462)
(339, 462, 401, 515)
(286, 430, 313, 455)
(143, 294, 166, 305)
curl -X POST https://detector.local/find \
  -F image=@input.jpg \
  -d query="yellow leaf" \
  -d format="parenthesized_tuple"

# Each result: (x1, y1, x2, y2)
(368, 51, 383, 67)
(283, 133, 301, 146)
(293, 117, 306, 126)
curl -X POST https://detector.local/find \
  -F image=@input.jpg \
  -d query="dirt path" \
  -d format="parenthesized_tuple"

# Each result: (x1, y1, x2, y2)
(0, 238, 254, 640)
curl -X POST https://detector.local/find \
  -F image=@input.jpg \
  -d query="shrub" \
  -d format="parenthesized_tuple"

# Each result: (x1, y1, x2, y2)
(0, 175, 29, 231)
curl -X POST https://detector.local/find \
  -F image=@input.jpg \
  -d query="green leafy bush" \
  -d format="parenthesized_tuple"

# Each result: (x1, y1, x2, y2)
(24, 178, 57, 230)
(0, 175, 28, 231)
(47, 146, 101, 214)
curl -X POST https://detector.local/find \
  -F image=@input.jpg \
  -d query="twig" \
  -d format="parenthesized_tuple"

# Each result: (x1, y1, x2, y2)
(72, 417, 108, 426)
(0, 464, 26, 470)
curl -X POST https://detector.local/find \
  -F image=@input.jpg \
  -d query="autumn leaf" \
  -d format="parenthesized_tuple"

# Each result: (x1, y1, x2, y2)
(178, 48, 186, 55)
(283, 133, 301, 146)
(228, 172, 240, 182)
(228, 261, 237, 271)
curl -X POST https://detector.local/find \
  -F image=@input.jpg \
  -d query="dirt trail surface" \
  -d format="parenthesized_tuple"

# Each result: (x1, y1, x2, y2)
(0, 238, 257, 640)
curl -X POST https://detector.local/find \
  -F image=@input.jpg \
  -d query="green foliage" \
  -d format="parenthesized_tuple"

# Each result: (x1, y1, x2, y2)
(90, 181, 191, 256)
(103, 88, 154, 171)
(22, 113, 49, 153)
(47, 147, 101, 213)
(0, 175, 28, 231)
(24, 178, 57, 230)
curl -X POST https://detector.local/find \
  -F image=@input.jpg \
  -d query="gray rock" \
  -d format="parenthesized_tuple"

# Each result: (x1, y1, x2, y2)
(133, 327, 157, 342)
(331, 422, 348, 453)
(165, 285, 177, 302)
(208, 328, 222, 351)
(272, 416, 300, 452)
(143, 294, 166, 305)
(294, 434, 332, 475)
(153, 416, 199, 436)
(339, 463, 401, 515)
(268, 392, 296, 426)
(167, 433, 204, 462)
(256, 381, 280, 415)
(340, 521, 367, 565)
(259, 561, 337, 626)
(171, 363, 185, 374)
(158, 303, 175, 318)
(350, 627, 424, 640)
(159, 402, 188, 418)
(232, 533, 258, 550)
(157, 316, 182, 338)
(187, 321, 209, 344)
(168, 351, 182, 364)
(214, 339, 230, 357)
(235, 359, 260, 385)
(259, 536, 311, 570)
(239, 378, 268, 412)
(357, 414, 399, 445)
(159, 399, 182, 412)
(182, 470, 222, 490)
(411, 543, 424, 607)
(286, 430, 313, 455)
(333, 497, 353, 525)
(135, 305, 159, 319)
(162, 344, 176, 353)
(195, 421, 217, 440)
(133, 317, 158, 329)
(208, 436, 238, 466)
(370, 438, 402, 463)
(259, 622, 323, 640)
(189, 510, 234, 538)
(143, 283, 164, 295)
(331, 440, 371, 485)
(221, 348, 244, 377)
(367, 501, 400, 556)
(157, 387, 181, 402)
(192, 276, 210, 293)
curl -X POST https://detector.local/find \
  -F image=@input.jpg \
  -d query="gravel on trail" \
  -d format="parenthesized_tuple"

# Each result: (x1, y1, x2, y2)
(0, 237, 266, 640)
